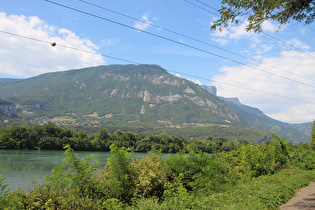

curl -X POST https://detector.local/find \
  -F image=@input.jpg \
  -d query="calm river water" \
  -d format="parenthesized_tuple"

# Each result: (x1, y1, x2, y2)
(0, 149, 150, 193)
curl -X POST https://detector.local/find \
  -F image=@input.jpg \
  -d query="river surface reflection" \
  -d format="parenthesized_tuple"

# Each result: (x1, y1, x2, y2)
(0, 149, 149, 192)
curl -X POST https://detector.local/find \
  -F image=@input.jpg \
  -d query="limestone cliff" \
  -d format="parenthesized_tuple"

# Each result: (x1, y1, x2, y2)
(0, 102, 16, 117)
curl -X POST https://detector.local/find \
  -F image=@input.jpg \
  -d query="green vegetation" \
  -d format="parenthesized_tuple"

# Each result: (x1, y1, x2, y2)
(0, 98, 12, 105)
(0, 123, 251, 153)
(0, 135, 314, 209)
(0, 64, 310, 143)
(0, 65, 246, 128)
(311, 121, 315, 150)
(64, 123, 269, 143)
(212, 0, 315, 32)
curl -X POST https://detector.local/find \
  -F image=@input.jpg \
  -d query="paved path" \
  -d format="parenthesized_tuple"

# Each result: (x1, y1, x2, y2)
(280, 182, 315, 210)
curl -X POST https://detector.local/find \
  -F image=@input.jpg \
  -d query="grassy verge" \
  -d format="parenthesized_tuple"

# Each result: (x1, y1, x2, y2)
(130, 167, 315, 209)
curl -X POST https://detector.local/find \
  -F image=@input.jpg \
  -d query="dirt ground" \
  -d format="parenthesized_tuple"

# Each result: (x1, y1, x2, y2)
(280, 181, 315, 210)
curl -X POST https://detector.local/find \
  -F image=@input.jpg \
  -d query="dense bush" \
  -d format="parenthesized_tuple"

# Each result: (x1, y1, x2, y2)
(131, 152, 170, 199)
(220, 135, 290, 180)
(0, 123, 242, 153)
(290, 143, 315, 170)
(0, 135, 314, 209)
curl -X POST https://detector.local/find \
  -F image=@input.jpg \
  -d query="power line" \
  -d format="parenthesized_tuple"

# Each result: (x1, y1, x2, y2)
(0, 29, 313, 103)
(194, 0, 315, 45)
(0, 30, 133, 64)
(187, 0, 315, 60)
(304, 24, 315, 33)
(79, 0, 315, 84)
(78, 0, 233, 56)
(44, 0, 315, 88)
(261, 32, 315, 60)
(184, 0, 217, 16)
(194, 0, 218, 12)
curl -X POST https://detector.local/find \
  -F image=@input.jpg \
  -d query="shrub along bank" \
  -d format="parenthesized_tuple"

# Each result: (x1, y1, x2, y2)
(0, 135, 314, 209)
(0, 123, 250, 153)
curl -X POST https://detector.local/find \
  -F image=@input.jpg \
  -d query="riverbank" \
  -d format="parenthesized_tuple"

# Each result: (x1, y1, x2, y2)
(1, 138, 314, 209)
(0, 149, 151, 193)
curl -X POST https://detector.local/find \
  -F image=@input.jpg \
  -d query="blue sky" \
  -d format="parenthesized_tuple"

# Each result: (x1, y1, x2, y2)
(1, 0, 315, 123)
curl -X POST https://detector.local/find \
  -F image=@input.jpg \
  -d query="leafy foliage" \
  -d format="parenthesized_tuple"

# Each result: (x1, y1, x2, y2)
(0, 123, 248, 153)
(163, 150, 212, 191)
(290, 143, 315, 170)
(102, 144, 135, 203)
(0, 175, 9, 197)
(44, 145, 99, 192)
(221, 135, 291, 180)
(131, 152, 169, 199)
(212, 0, 315, 32)
(0, 134, 314, 209)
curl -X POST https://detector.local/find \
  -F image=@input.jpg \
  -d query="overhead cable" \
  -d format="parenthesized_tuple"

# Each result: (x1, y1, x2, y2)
(0, 29, 313, 103)
(78, 0, 315, 83)
(188, 0, 315, 60)
(44, 0, 315, 88)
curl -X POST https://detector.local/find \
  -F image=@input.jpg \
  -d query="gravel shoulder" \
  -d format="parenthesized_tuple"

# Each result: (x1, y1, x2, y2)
(280, 181, 315, 210)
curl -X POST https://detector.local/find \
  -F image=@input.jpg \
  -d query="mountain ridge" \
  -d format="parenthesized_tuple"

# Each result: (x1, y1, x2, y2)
(201, 85, 311, 143)
(0, 65, 311, 143)
(0, 65, 247, 128)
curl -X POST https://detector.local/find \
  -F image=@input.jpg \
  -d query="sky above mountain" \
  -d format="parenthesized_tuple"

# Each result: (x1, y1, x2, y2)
(1, 0, 315, 123)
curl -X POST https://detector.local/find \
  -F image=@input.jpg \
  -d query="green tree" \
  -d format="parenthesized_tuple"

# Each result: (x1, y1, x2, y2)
(212, 0, 315, 32)
(310, 121, 315, 150)
(92, 128, 110, 151)
(0, 126, 16, 149)
(103, 144, 135, 203)
(131, 152, 169, 199)
(44, 145, 99, 193)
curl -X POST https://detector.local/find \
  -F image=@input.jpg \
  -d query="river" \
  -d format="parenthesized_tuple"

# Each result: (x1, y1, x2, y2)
(0, 149, 151, 193)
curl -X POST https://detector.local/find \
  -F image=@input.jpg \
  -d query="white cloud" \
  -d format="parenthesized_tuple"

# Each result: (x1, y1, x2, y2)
(134, 13, 156, 31)
(211, 21, 254, 40)
(261, 21, 279, 33)
(0, 12, 105, 78)
(228, 24, 254, 40)
(286, 38, 310, 50)
(211, 49, 315, 123)
(188, 78, 202, 85)
(211, 38, 228, 46)
(269, 104, 315, 123)
(211, 27, 230, 38)
(173, 73, 202, 85)
(255, 44, 274, 54)
(175, 73, 181, 78)
(210, 20, 279, 46)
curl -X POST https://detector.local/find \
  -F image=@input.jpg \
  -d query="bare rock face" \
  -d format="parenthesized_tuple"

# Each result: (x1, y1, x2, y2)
(184, 86, 195, 94)
(15, 98, 55, 112)
(0, 104, 16, 117)
(140, 105, 145, 114)
(201, 85, 217, 96)
(0, 64, 246, 127)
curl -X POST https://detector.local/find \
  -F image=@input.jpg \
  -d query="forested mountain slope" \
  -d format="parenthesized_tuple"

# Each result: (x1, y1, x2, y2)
(0, 65, 247, 129)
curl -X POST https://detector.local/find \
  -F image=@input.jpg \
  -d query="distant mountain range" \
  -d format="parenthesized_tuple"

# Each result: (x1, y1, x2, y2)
(0, 65, 311, 143)
(201, 85, 312, 143)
